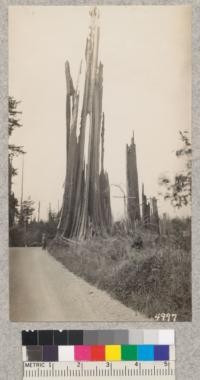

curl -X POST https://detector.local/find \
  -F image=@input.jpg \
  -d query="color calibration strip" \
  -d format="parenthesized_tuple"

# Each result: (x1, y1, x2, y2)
(22, 331, 175, 379)
(22, 344, 175, 362)
(22, 329, 175, 346)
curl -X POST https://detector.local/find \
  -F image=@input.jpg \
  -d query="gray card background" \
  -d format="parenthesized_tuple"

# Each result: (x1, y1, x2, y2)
(0, 0, 200, 379)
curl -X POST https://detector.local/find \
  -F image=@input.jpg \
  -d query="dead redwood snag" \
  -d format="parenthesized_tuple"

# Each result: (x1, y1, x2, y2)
(142, 183, 150, 228)
(142, 184, 160, 233)
(126, 132, 141, 228)
(58, 7, 112, 239)
(150, 196, 160, 234)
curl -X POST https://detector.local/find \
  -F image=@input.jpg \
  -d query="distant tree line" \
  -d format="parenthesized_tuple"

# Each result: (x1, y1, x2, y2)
(9, 96, 59, 247)
(9, 96, 25, 226)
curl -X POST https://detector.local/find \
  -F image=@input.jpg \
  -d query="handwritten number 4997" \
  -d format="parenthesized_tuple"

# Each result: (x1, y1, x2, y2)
(154, 313, 177, 322)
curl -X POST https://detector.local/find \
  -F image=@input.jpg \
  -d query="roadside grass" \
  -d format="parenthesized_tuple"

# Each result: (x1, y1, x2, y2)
(48, 232, 191, 321)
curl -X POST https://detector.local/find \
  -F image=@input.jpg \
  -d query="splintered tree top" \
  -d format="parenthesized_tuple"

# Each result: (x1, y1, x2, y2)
(58, 8, 112, 239)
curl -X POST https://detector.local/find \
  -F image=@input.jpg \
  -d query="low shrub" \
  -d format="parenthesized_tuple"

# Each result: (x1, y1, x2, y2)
(48, 233, 191, 321)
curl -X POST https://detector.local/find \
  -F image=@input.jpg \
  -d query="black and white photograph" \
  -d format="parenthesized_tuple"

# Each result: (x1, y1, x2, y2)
(9, 5, 191, 321)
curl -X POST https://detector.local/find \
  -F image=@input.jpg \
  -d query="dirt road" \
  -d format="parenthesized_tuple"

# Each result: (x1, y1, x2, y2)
(10, 247, 148, 321)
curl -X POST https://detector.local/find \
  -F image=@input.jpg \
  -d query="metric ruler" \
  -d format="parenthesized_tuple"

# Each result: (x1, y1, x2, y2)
(23, 361, 175, 379)
(22, 330, 175, 379)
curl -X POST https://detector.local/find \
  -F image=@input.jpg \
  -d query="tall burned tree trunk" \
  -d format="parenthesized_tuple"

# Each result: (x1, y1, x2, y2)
(142, 183, 150, 228)
(99, 113, 112, 232)
(126, 132, 141, 228)
(141, 184, 160, 233)
(150, 197, 160, 234)
(58, 7, 112, 239)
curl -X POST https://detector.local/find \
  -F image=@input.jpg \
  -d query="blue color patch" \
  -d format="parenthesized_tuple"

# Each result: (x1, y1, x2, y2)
(154, 345, 169, 361)
(137, 345, 154, 361)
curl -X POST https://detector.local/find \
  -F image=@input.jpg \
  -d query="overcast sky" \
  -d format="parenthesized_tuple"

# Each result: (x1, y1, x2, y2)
(9, 5, 191, 221)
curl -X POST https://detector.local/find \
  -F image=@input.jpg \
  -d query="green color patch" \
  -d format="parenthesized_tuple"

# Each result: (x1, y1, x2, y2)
(121, 345, 138, 361)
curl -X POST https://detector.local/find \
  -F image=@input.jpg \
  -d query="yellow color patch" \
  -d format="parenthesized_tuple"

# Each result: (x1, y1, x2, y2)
(105, 345, 121, 361)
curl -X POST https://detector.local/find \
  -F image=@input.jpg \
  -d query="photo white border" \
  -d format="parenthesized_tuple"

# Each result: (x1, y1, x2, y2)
(0, 1, 199, 379)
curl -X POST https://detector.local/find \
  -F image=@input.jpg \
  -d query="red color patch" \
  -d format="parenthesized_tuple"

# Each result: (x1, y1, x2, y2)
(91, 346, 105, 361)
